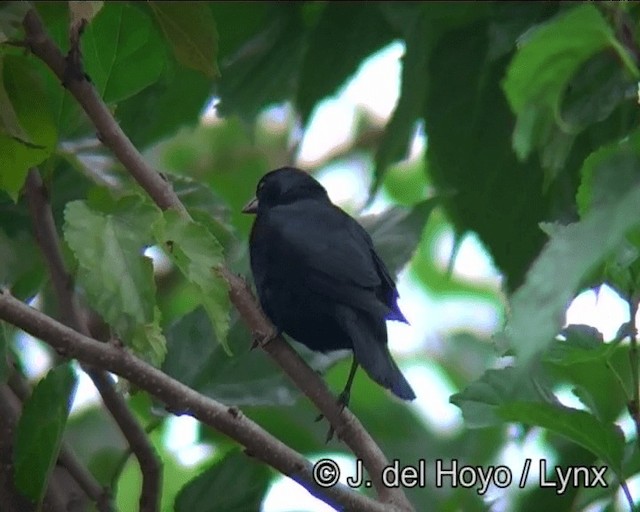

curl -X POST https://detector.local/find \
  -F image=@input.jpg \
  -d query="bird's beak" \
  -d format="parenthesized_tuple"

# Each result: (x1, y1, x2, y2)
(242, 197, 259, 214)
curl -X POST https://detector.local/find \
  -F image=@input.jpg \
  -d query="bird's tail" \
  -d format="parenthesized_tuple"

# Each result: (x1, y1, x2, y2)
(337, 305, 416, 400)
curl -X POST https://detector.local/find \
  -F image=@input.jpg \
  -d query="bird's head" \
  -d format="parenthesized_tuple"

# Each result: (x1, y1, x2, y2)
(242, 167, 329, 214)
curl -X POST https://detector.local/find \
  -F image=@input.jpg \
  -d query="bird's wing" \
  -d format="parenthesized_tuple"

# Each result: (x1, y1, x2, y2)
(269, 201, 390, 315)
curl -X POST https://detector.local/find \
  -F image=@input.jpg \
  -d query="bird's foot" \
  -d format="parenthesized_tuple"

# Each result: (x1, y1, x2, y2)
(250, 326, 280, 349)
(315, 390, 351, 442)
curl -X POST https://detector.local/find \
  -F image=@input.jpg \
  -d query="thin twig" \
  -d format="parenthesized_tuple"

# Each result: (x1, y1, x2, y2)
(0, 291, 391, 512)
(24, 168, 160, 512)
(22, 13, 186, 214)
(221, 269, 405, 503)
(58, 442, 112, 511)
(21, 8, 413, 511)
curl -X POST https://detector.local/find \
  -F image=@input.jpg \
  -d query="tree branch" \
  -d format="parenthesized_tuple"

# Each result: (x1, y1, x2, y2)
(24, 168, 160, 512)
(22, 8, 414, 510)
(0, 291, 390, 512)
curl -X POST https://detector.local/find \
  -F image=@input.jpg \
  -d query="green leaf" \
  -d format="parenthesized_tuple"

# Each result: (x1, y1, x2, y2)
(153, 210, 230, 353)
(296, 2, 394, 124)
(0, 226, 45, 300)
(507, 149, 640, 363)
(0, 55, 56, 201)
(149, 2, 219, 78)
(82, 3, 164, 103)
(216, 6, 305, 122)
(175, 450, 270, 512)
(450, 366, 556, 428)
(424, 18, 549, 290)
(576, 131, 640, 216)
(360, 198, 438, 277)
(505, 4, 617, 110)
(499, 402, 625, 475)
(210, 3, 268, 61)
(63, 195, 166, 365)
(130, 306, 167, 367)
(14, 363, 78, 503)
(544, 338, 630, 423)
(163, 307, 301, 406)
(452, 365, 625, 474)
(560, 51, 635, 131)
(115, 61, 213, 149)
(0, 57, 32, 144)
(168, 173, 233, 229)
(502, 4, 632, 162)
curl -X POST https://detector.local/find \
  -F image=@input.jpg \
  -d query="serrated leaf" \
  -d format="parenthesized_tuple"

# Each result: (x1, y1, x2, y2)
(576, 131, 640, 216)
(130, 306, 166, 367)
(149, 2, 219, 78)
(82, 3, 164, 103)
(175, 450, 270, 512)
(507, 149, 640, 363)
(14, 363, 77, 503)
(450, 366, 556, 428)
(544, 340, 630, 423)
(505, 5, 617, 111)
(0, 55, 56, 201)
(63, 196, 164, 363)
(503, 4, 635, 163)
(154, 210, 230, 352)
(499, 402, 625, 474)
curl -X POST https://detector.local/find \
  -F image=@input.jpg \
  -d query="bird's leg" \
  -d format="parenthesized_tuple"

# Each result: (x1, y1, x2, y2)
(337, 357, 359, 410)
(317, 357, 359, 442)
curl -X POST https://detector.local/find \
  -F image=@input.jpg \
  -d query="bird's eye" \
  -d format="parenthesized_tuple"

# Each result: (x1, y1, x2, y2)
(257, 180, 265, 192)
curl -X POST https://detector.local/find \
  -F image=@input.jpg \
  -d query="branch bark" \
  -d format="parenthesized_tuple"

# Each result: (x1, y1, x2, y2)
(25, 168, 160, 512)
(0, 291, 390, 512)
(21, 8, 414, 511)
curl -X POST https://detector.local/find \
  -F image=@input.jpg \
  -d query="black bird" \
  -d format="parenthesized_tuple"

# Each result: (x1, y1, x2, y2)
(243, 167, 416, 415)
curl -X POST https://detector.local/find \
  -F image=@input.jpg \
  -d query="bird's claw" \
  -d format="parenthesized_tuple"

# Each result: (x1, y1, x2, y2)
(316, 391, 351, 441)
(251, 327, 279, 349)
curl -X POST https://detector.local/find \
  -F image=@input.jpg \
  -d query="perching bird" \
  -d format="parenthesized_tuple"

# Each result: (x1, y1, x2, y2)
(243, 167, 416, 421)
